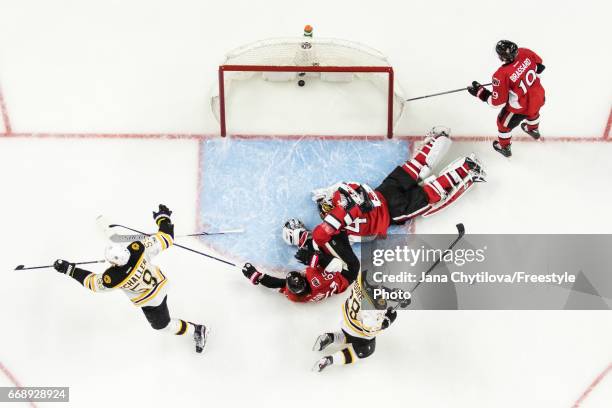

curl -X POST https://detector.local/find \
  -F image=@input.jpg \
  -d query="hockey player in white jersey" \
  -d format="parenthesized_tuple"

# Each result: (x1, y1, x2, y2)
(312, 272, 403, 372)
(52, 204, 209, 353)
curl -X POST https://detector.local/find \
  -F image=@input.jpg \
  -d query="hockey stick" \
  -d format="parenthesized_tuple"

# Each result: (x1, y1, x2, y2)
(108, 224, 236, 267)
(14, 259, 106, 271)
(109, 228, 245, 243)
(405, 84, 492, 102)
(185, 228, 245, 237)
(392, 223, 466, 311)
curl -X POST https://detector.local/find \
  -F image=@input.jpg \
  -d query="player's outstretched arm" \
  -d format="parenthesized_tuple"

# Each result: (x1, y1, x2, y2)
(53, 259, 109, 292)
(241, 263, 285, 289)
(144, 204, 175, 257)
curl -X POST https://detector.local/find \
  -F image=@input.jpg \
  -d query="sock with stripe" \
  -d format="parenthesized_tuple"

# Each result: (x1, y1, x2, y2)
(165, 318, 196, 336)
(329, 345, 358, 365)
(524, 114, 540, 131)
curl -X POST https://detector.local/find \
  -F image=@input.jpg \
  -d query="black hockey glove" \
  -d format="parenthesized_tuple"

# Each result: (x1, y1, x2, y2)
(355, 185, 374, 213)
(467, 81, 491, 102)
(295, 246, 316, 266)
(53, 259, 76, 276)
(153, 204, 172, 224)
(536, 63, 545, 74)
(242, 263, 263, 285)
(467, 81, 481, 96)
(381, 307, 397, 330)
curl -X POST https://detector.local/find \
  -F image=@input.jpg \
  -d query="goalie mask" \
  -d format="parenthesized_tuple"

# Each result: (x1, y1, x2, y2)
(105, 243, 130, 266)
(317, 197, 334, 219)
(282, 218, 309, 247)
(286, 271, 309, 296)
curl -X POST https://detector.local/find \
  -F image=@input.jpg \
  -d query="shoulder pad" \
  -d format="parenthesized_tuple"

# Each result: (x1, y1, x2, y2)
(101, 243, 145, 288)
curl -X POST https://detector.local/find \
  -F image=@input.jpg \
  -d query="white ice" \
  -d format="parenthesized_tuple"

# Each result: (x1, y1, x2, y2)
(1, 0, 611, 407)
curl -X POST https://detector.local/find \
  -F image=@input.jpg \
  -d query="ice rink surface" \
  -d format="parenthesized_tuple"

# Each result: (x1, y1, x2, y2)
(1, 0, 612, 407)
(198, 137, 411, 271)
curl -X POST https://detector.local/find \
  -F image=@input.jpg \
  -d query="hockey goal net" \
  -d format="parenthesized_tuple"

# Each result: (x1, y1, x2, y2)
(211, 36, 406, 138)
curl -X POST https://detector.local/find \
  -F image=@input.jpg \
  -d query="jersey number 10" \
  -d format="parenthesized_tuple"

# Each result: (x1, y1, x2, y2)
(518, 69, 537, 95)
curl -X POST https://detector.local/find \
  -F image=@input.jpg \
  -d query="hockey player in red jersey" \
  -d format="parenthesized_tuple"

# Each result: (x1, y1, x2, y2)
(468, 40, 546, 157)
(305, 127, 486, 264)
(240, 240, 353, 302)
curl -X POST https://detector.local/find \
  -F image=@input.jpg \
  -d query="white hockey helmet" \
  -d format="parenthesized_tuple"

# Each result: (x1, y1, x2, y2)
(282, 218, 307, 247)
(105, 243, 130, 266)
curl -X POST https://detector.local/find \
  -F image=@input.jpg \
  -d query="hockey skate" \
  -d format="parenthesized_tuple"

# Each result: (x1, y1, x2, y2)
(493, 141, 512, 157)
(312, 356, 333, 372)
(312, 333, 334, 352)
(194, 324, 209, 353)
(520, 122, 540, 140)
(465, 154, 487, 182)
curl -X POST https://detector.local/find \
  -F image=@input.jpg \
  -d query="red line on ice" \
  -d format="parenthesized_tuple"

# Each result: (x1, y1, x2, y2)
(572, 362, 612, 407)
(0, 85, 12, 134)
(604, 107, 612, 140)
(0, 361, 37, 408)
(195, 139, 205, 233)
(1, 132, 611, 143)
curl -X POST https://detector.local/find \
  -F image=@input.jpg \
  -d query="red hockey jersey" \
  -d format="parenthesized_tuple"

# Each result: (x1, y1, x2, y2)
(312, 182, 391, 247)
(490, 48, 545, 116)
(280, 265, 350, 303)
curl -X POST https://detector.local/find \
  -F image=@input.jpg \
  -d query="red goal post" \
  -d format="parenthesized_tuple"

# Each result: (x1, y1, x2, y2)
(211, 37, 406, 138)
(218, 65, 395, 138)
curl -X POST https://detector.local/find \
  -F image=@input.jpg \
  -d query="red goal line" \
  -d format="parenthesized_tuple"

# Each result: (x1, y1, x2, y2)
(0, 132, 610, 143)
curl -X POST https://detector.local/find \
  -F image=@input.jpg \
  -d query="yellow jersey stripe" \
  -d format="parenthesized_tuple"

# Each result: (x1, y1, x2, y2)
(132, 277, 168, 305)
(85, 274, 95, 291)
(115, 252, 145, 288)
(154, 232, 167, 250)
(158, 231, 173, 247)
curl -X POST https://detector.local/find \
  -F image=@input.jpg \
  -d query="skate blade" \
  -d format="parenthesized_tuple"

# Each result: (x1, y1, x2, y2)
(196, 326, 211, 354)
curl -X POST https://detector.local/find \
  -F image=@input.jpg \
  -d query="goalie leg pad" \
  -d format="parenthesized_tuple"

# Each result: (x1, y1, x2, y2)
(402, 132, 452, 181)
(421, 153, 485, 217)
(421, 179, 474, 217)
(422, 154, 485, 204)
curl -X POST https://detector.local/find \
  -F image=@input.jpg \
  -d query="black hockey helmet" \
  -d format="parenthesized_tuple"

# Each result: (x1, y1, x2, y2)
(286, 271, 309, 296)
(495, 40, 518, 63)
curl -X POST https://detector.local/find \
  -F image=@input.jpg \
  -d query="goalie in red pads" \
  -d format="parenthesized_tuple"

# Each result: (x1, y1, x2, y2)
(279, 127, 485, 282)
(307, 127, 486, 255)
(468, 40, 546, 157)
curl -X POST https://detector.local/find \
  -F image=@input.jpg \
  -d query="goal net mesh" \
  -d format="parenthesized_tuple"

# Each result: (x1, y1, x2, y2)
(212, 37, 407, 137)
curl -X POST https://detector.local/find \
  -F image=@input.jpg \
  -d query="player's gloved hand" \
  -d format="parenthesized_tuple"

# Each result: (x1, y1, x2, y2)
(153, 204, 172, 223)
(536, 63, 545, 74)
(242, 263, 263, 285)
(399, 297, 412, 308)
(295, 246, 316, 266)
(381, 307, 397, 330)
(467, 81, 491, 102)
(53, 259, 76, 276)
(467, 81, 483, 96)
